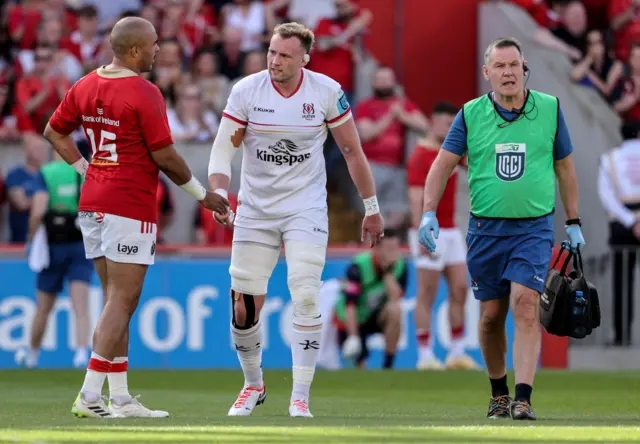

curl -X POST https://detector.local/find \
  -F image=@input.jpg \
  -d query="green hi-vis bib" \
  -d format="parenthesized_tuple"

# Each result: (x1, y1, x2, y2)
(41, 160, 83, 213)
(335, 251, 406, 324)
(463, 89, 558, 218)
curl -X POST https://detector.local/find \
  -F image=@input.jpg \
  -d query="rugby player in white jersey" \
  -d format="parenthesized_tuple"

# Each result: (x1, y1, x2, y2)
(207, 22, 384, 418)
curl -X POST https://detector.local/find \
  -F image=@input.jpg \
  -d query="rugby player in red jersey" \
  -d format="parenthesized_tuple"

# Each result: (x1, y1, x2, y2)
(407, 102, 477, 371)
(44, 16, 229, 419)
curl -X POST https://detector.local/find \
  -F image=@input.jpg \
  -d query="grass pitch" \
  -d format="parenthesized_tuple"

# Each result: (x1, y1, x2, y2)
(1, 369, 639, 443)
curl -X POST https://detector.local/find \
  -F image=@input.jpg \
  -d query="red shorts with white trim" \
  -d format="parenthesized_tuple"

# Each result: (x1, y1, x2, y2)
(78, 212, 157, 265)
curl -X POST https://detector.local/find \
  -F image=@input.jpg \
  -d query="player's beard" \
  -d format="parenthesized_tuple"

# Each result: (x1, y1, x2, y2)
(270, 68, 295, 85)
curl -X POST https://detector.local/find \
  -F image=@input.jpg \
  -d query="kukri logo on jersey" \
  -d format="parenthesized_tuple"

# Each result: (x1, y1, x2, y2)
(257, 139, 310, 166)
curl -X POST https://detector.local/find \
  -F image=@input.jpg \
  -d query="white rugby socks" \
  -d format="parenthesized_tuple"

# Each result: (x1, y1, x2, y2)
(291, 316, 322, 402)
(231, 320, 264, 388)
(81, 352, 110, 402)
(108, 357, 131, 404)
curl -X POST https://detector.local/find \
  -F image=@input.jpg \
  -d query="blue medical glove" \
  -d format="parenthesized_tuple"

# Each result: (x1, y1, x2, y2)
(418, 211, 439, 253)
(566, 225, 585, 253)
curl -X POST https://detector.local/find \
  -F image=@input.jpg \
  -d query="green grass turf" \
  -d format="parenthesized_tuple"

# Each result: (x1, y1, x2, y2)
(0, 369, 639, 443)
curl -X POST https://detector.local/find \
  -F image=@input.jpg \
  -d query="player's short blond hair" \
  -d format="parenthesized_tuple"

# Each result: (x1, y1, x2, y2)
(273, 22, 315, 54)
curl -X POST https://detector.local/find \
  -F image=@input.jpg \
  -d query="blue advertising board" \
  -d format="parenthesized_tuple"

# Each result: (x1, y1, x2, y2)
(0, 257, 515, 369)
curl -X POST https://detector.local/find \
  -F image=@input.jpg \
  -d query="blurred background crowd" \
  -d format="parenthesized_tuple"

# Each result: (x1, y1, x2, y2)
(0, 0, 637, 246)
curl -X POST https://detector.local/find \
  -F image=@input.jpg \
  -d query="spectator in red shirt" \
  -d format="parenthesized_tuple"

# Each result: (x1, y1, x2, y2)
(355, 66, 429, 229)
(7, 0, 42, 50)
(610, 0, 640, 62)
(15, 44, 70, 134)
(59, 6, 101, 76)
(614, 42, 640, 121)
(309, 0, 372, 98)
(0, 81, 34, 142)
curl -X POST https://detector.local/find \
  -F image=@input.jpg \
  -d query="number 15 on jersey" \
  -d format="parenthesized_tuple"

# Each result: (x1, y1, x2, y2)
(86, 128, 118, 163)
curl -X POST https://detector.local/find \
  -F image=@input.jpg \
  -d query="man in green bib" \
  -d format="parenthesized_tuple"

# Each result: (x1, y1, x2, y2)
(17, 150, 93, 370)
(334, 228, 407, 369)
(418, 38, 585, 420)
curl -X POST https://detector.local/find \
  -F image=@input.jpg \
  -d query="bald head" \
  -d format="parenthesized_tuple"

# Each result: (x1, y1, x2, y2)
(110, 17, 155, 57)
(109, 16, 158, 73)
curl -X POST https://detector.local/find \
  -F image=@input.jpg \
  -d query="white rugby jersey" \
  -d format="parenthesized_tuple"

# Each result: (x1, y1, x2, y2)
(223, 68, 352, 219)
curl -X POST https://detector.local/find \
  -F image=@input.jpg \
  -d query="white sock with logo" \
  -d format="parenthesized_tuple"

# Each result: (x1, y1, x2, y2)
(231, 321, 263, 389)
(291, 316, 322, 403)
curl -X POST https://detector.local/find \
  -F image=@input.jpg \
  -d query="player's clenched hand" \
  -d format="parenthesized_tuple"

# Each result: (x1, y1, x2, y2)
(214, 209, 235, 227)
(362, 213, 384, 247)
(201, 191, 229, 215)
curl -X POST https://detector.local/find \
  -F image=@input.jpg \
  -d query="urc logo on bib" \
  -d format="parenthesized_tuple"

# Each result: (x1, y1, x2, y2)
(495, 143, 526, 181)
(257, 139, 311, 166)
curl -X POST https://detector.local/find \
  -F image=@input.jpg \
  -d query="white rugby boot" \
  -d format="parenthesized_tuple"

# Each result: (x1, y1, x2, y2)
(417, 357, 445, 371)
(289, 399, 313, 418)
(108, 395, 169, 418)
(227, 385, 267, 416)
(15, 348, 38, 368)
(71, 393, 119, 418)
(445, 352, 481, 370)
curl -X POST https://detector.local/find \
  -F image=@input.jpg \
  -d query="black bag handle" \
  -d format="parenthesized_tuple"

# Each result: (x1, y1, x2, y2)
(572, 246, 584, 275)
(551, 241, 574, 275)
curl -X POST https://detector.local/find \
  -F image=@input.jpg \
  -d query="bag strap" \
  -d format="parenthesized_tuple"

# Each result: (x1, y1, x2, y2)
(572, 246, 584, 275)
(554, 241, 574, 275)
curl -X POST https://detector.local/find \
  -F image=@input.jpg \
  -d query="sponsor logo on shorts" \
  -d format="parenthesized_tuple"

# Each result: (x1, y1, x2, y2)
(79, 212, 92, 219)
(302, 102, 315, 120)
(117, 243, 139, 255)
(534, 275, 545, 284)
(471, 279, 479, 291)
(253, 106, 275, 113)
(257, 139, 310, 166)
(495, 143, 526, 182)
(313, 227, 328, 235)
(150, 241, 156, 256)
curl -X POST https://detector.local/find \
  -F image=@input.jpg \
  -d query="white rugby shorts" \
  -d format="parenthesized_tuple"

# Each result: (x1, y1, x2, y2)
(232, 207, 329, 248)
(78, 212, 157, 265)
(408, 227, 466, 271)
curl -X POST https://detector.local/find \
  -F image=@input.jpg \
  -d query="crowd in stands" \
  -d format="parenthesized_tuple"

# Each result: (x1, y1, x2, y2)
(506, 0, 640, 122)
(0, 0, 394, 246)
(6, 0, 631, 247)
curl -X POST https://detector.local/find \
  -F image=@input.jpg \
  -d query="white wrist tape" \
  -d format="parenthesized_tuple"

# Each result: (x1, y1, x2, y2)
(208, 116, 244, 178)
(363, 196, 379, 216)
(180, 176, 207, 201)
(71, 157, 89, 177)
(214, 188, 228, 200)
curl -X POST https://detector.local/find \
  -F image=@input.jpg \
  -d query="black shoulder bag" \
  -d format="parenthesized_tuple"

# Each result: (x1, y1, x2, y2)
(540, 242, 601, 339)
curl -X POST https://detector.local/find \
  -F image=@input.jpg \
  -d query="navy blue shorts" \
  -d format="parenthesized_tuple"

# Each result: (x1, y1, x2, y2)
(466, 230, 554, 301)
(37, 242, 93, 294)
